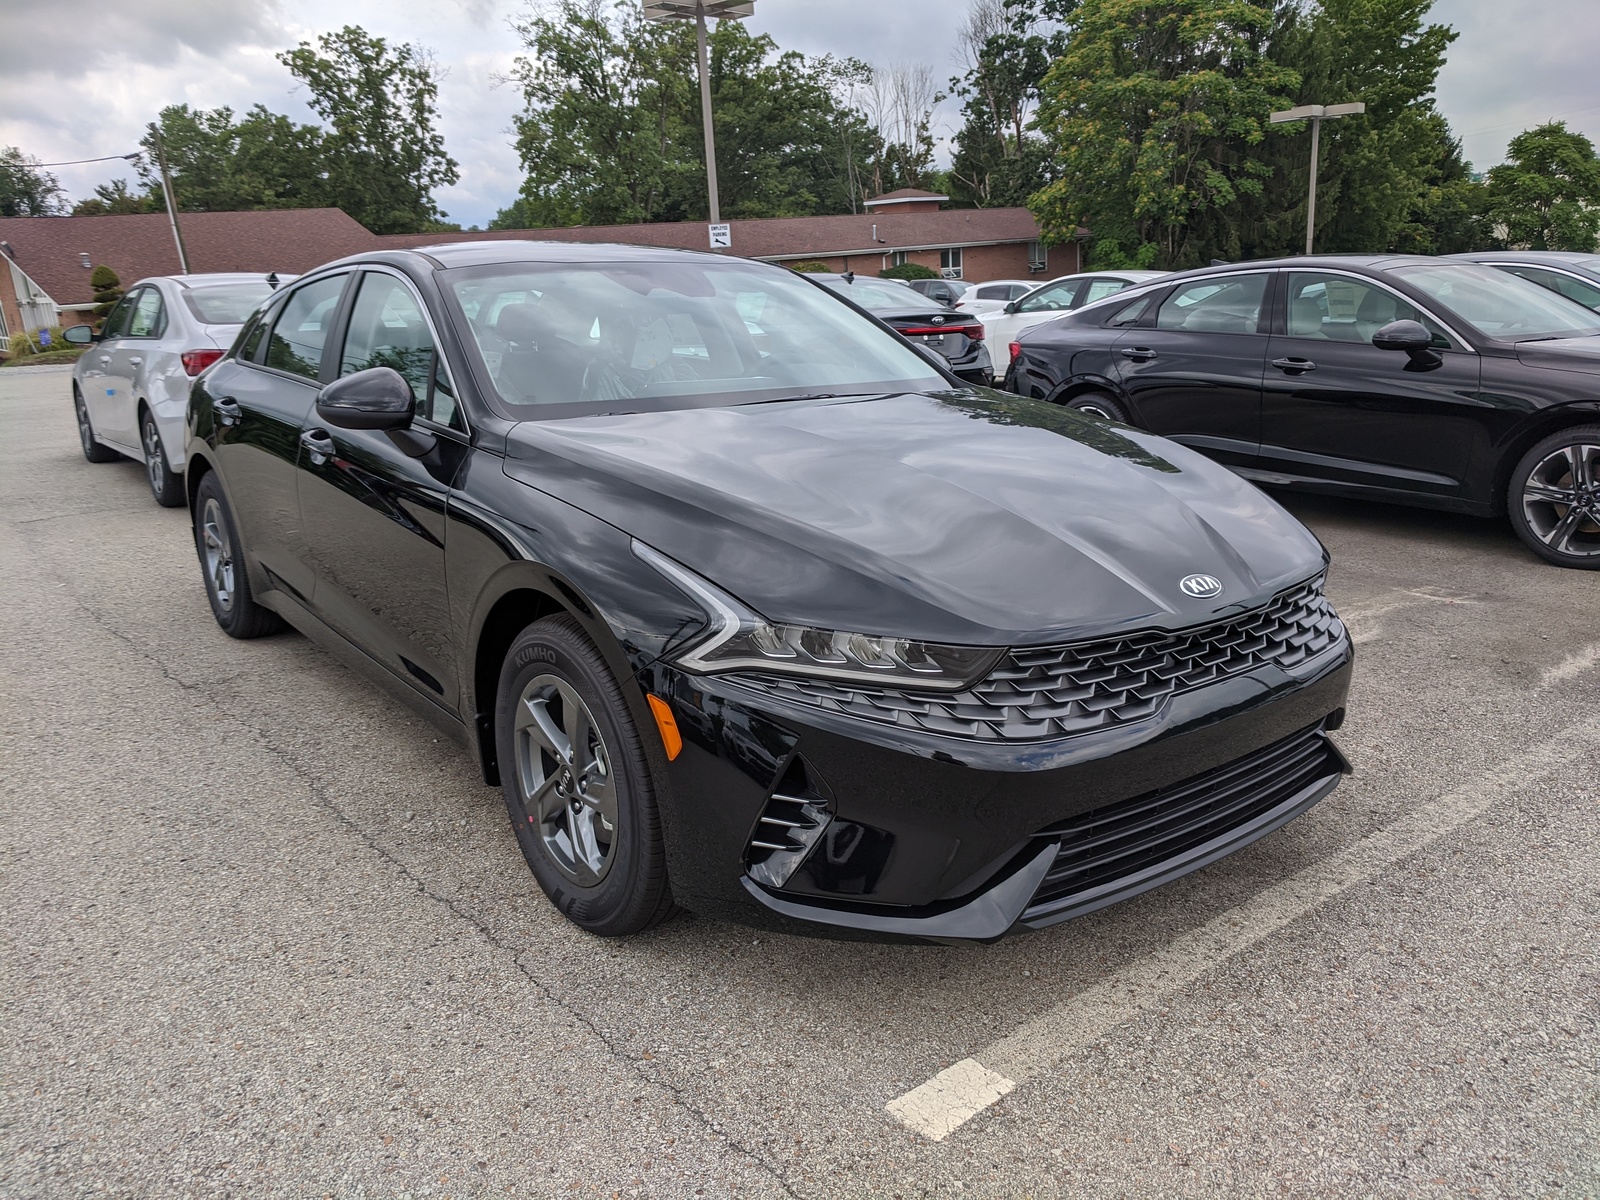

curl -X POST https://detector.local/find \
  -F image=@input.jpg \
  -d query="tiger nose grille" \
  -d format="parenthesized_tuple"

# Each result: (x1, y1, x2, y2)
(731, 576, 1344, 743)
(1022, 722, 1342, 918)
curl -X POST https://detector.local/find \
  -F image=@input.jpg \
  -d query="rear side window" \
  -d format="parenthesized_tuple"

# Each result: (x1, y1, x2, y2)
(1081, 278, 1130, 306)
(264, 275, 347, 380)
(1157, 274, 1267, 333)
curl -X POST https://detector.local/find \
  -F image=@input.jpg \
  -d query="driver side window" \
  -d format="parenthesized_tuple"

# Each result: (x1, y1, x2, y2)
(339, 272, 465, 431)
(101, 292, 137, 340)
(1285, 273, 1450, 348)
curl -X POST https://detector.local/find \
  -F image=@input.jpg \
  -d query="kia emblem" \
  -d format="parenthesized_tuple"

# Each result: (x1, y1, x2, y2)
(1180, 573, 1224, 599)
(932, 315, 945, 325)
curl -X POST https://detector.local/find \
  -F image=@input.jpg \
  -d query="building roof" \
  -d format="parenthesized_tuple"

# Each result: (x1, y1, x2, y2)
(377, 206, 1053, 261)
(0, 209, 374, 306)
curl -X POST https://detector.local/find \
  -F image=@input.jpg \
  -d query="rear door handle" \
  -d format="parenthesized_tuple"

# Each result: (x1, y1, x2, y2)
(97, 355, 111, 364)
(213, 397, 242, 426)
(128, 357, 142, 366)
(300, 427, 334, 465)
(1120, 347, 1158, 362)
(1272, 357, 1316, 373)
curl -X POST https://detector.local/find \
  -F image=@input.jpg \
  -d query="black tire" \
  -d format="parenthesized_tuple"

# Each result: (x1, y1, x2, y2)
(140, 410, 185, 508)
(73, 386, 121, 463)
(495, 615, 676, 936)
(191, 472, 284, 637)
(1066, 392, 1130, 423)
(1507, 424, 1600, 569)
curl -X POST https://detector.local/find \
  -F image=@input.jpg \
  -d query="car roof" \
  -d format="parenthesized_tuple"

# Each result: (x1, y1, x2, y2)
(364, 240, 742, 271)
(1450, 250, 1600, 266)
(135, 272, 293, 288)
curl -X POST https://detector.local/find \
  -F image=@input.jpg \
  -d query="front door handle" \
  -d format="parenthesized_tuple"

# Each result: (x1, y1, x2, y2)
(300, 427, 335, 465)
(1120, 347, 1158, 362)
(97, 355, 111, 364)
(1272, 357, 1316, 373)
(128, 356, 142, 366)
(213, 397, 242, 426)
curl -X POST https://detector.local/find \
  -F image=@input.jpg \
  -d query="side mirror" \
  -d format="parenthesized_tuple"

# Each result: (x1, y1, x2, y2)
(63, 325, 95, 346)
(1003, 300, 1019, 315)
(315, 367, 415, 430)
(1372, 319, 1442, 369)
(1371, 319, 1432, 352)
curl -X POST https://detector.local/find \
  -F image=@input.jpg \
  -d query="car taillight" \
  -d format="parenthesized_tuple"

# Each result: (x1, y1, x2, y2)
(1009, 342, 1023, 362)
(182, 349, 225, 376)
(963, 323, 984, 341)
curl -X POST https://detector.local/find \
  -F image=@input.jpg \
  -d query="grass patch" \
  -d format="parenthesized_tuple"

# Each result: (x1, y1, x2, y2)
(1, 350, 87, 367)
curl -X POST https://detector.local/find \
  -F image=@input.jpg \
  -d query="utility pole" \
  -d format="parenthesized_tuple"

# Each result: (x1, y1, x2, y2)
(644, 1, 754, 252)
(150, 125, 191, 275)
(1270, 102, 1366, 255)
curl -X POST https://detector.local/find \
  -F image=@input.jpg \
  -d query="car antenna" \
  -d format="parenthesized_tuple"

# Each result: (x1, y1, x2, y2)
(266, 271, 280, 290)
(843, 270, 855, 282)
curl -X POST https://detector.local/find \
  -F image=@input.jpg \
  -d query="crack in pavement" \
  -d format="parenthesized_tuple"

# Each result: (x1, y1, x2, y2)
(14, 530, 808, 1200)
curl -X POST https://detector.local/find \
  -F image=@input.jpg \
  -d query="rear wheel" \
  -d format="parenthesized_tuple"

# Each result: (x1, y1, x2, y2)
(495, 615, 675, 936)
(1066, 392, 1130, 423)
(74, 387, 120, 463)
(192, 472, 284, 637)
(1507, 426, 1600, 569)
(141, 411, 185, 507)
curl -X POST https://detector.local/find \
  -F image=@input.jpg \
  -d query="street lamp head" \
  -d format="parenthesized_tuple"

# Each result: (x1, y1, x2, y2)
(1270, 101, 1366, 124)
(643, 0, 754, 19)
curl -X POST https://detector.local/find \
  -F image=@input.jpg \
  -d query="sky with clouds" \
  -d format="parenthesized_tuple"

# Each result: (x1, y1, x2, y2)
(2, 0, 1597, 230)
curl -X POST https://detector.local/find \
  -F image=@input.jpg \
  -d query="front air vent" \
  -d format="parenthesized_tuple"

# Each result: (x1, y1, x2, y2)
(745, 757, 832, 890)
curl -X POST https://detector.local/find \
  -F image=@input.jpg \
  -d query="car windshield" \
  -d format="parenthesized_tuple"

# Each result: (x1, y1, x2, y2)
(445, 260, 946, 414)
(1388, 262, 1600, 340)
(182, 282, 276, 325)
(819, 278, 919, 312)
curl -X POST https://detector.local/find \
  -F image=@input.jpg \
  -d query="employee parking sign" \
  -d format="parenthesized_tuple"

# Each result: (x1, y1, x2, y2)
(708, 223, 732, 249)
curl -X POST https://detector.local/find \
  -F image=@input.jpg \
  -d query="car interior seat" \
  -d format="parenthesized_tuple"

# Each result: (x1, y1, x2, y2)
(492, 302, 591, 404)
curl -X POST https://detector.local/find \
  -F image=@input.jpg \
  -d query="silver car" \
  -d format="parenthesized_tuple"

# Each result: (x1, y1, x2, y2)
(67, 273, 291, 505)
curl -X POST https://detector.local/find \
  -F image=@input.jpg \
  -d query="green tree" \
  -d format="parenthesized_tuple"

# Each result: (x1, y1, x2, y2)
(1237, 0, 1463, 257)
(947, 0, 1060, 208)
(90, 266, 124, 320)
(504, 0, 879, 227)
(1030, 0, 1297, 269)
(136, 104, 329, 213)
(879, 261, 940, 279)
(0, 147, 64, 216)
(1483, 122, 1600, 252)
(278, 26, 460, 233)
(71, 180, 158, 216)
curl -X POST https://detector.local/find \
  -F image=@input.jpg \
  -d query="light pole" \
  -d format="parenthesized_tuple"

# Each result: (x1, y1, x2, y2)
(643, 1, 754, 249)
(148, 125, 191, 275)
(1270, 102, 1366, 255)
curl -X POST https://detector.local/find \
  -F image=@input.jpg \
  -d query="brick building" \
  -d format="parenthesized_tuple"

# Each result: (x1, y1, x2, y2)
(1, 192, 1080, 340)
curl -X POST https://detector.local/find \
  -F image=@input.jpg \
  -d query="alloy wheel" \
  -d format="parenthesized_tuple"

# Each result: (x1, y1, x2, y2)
(75, 396, 94, 455)
(200, 497, 235, 612)
(1521, 443, 1600, 559)
(143, 418, 165, 493)
(514, 674, 617, 886)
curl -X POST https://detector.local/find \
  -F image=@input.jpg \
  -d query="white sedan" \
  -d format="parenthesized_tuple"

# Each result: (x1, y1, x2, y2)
(980, 270, 1169, 361)
(67, 273, 292, 505)
(955, 279, 1035, 316)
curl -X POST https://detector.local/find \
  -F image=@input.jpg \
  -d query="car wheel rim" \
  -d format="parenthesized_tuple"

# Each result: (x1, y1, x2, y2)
(515, 673, 617, 886)
(1522, 443, 1600, 558)
(143, 419, 164, 490)
(200, 498, 235, 612)
(1077, 402, 1114, 420)
(75, 396, 93, 453)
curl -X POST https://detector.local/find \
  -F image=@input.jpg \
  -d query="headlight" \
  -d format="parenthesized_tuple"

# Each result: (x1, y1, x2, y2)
(632, 540, 1002, 692)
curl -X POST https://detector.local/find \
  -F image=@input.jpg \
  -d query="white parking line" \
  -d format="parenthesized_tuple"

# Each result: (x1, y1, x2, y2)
(885, 715, 1600, 1142)
(1338, 586, 1480, 646)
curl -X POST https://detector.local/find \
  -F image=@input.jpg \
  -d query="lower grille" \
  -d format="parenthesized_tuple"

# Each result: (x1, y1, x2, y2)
(1024, 722, 1343, 917)
(745, 757, 831, 889)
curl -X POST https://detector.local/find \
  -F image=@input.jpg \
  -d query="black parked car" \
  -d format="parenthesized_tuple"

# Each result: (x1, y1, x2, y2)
(811, 273, 993, 385)
(186, 243, 1352, 941)
(1008, 256, 1600, 568)
(1452, 250, 1600, 313)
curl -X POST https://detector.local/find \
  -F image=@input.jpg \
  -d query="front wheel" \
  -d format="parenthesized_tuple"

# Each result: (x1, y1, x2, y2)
(496, 615, 675, 936)
(141, 411, 185, 507)
(74, 387, 121, 463)
(1066, 392, 1130, 423)
(1507, 426, 1600, 569)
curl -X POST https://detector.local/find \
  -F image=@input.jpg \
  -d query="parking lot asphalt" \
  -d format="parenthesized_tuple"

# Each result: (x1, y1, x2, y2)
(2, 364, 1596, 1199)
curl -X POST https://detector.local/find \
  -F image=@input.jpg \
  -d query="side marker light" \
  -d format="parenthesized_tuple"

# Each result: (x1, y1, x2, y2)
(647, 694, 683, 761)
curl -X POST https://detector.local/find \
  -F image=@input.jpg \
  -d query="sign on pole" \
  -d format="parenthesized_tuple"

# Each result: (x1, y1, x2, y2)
(708, 223, 732, 249)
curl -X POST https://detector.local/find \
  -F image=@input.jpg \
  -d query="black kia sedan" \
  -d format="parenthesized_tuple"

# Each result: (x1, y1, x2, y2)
(1007, 256, 1600, 568)
(184, 242, 1352, 941)
(811, 272, 994, 385)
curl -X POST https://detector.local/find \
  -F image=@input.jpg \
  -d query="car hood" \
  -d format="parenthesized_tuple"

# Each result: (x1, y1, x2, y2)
(1515, 335, 1600, 372)
(502, 391, 1327, 646)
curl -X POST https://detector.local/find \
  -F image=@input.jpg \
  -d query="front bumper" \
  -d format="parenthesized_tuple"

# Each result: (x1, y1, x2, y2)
(640, 637, 1353, 941)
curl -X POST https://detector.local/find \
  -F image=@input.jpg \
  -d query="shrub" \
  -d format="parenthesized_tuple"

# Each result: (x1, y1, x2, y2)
(879, 262, 940, 280)
(790, 261, 834, 273)
(7, 326, 82, 360)
(90, 265, 124, 320)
